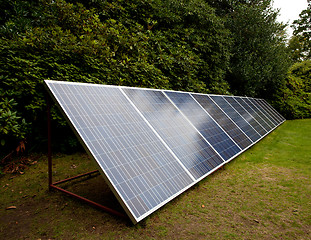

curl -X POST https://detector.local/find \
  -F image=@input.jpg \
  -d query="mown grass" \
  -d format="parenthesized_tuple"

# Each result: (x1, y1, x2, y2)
(0, 119, 310, 239)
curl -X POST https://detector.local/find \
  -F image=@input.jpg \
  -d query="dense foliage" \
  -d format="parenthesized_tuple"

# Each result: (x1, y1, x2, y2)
(0, 0, 309, 155)
(292, 0, 311, 61)
(0, 97, 28, 147)
(224, 0, 291, 99)
(276, 61, 311, 119)
(284, 0, 311, 119)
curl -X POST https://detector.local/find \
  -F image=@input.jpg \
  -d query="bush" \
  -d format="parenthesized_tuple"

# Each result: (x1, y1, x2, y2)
(0, 0, 233, 152)
(276, 61, 311, 119)
(0, 96, 28, 157)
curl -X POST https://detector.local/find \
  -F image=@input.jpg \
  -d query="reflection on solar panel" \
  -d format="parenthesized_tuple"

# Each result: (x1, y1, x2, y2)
(235, 97, 271, 133)
(123, 88, 224, 180)
(259, 99, 285, 124)
(44, 80, 285, 224)
(163, 91, 240, 161)
(191, 94, 252, 150)
(224, 96, 267, 136)
(243, 97, 275, 131)
(209, 96, 261, 142)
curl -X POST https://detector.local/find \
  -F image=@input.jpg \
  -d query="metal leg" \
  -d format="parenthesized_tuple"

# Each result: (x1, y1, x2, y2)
(47, 98, 52, 189)
(47, 100, 127, 219)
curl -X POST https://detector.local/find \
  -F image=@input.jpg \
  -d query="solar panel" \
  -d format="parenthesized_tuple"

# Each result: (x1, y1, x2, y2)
(247, 98, 279, 127)
(255, 98, 279, 127)
(123, 88, 224, 179)
(235, 97, 271, 133)
(209, 96, 261, 142)
(163, 91, 241, 161)
(45, 81, 194, 223)
(224, 96, 267, 136)
(258, 99, 285, 124)
(242, 98, 275, 131)
(44, 80, 285, 224)
(191, 94, 252, 150)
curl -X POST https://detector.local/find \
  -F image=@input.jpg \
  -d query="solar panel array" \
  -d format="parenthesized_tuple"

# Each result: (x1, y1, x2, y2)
(44, 80, 285, 224)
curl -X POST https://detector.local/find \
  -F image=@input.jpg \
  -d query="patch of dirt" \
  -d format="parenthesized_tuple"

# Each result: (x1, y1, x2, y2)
(0, 173, 127, 239)
(1, 198, 45, 239)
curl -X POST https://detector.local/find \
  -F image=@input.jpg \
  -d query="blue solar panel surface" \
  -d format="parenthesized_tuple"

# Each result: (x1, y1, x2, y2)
(247, 98, 277, 127)
(44, 80, 285, 224)
(191, 94, 252, 150)
(123, 88, 224, 179)
(242, 98, 275, 131)
(224, 96, 267, 136)
(235, 97, 271, 133)
(45, 81, 194, 223)
(209, 96, 261, 142)
(164, 91, 241, 161)
(259, 99, 285, 124)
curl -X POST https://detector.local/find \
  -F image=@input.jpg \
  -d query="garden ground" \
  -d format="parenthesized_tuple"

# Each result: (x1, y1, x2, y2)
(0, 119, 310, 239)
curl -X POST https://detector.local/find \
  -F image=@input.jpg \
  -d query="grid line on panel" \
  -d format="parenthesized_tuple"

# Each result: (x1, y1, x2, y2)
(260, 99, 285, 123)
(209, 95, 261, 142)
(249, 98, 279, 126)
(119, 87, 196, 182)
(123, 88, 224, 180)
(243, 98, 275, 130)
(235, 97, 271, 132)
(162, 91, 226, 161)
(258, 99, 284, 126)
(45, 80, 285, 224)
(45, 81, 194, 223)
(189, 94, 245, 151)
(256, 99, 280, 126)
(163, 91, 241, 161)
(60, 86, 144, 188)
(223, 96, 267, 136)
(191, 94, 252, 150)
(90, 88, 194, 218)
(83, 85, 190, 217)
(262, 99, 285, 124)
(207, 96, 254, 143)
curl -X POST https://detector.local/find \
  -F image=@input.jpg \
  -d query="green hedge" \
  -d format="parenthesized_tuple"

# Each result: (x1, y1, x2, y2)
(276, 61, 311, 119)
(0, 0, 231, 154)
(1, 0, 307, 156)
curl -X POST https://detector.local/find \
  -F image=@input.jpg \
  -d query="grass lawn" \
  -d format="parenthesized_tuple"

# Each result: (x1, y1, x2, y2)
(0, 119, 310, 239)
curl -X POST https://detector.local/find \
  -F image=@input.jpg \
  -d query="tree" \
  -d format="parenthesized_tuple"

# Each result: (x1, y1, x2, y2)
(73, 0, 233, 93)
(276, 60, 311, 119)
(288, 35, 305, 62)
(224, 0, 291, 100)
(147, 0, 232, 93)
(292, 0, 311, 60)
(0, 0, 233, 152)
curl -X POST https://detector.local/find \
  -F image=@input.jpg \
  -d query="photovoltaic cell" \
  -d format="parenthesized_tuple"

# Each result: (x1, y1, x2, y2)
(164, 91, 241, 161)
(243, 98, 275, 130)
(259, 99, 285, 124)
(235, 97, 271, 133)
(191, 94, 252, 150)
(44, 80, 285, 224)
(209, 96, 261, 142)
(123, 88, 224, 179)
(250, 99, 278, 126)
(224, 96, 267, 136)
(247, 98, 278, 127)
(45, 81, 193, 223)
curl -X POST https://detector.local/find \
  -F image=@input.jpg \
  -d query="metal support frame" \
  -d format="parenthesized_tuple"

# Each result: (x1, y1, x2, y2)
(47, 98, 127, 219)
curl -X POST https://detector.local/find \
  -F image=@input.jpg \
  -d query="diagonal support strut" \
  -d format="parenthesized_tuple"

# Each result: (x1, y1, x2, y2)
(47, 97, 127, 220)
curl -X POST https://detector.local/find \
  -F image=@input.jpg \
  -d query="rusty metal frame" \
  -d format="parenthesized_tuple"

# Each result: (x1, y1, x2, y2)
(47, 98, 127, 219)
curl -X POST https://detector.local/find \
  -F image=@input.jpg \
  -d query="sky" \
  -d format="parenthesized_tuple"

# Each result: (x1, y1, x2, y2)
(272, 0, 309, 36)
